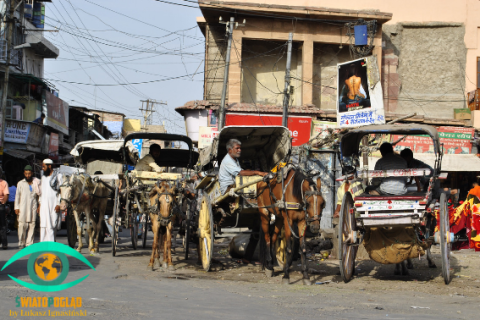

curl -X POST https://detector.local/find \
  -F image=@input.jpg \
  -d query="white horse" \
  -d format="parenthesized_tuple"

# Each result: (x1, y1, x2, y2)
(59, 173, 110, 253)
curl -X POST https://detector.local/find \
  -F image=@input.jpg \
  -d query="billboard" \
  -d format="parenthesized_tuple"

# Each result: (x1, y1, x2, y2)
(198, 126, 219, 149)
(43, 91, 69, 135)
(337, 56, 385, 128)
(225, 113, 312, 146)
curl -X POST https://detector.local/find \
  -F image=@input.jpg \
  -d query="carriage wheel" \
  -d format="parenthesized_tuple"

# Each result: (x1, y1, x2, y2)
(184, 205, 192, 260)
(198, 197, 214, 272)
(275, 228, 286, 269)
(339, 192, 357, 283)
(142, 214, 148, 249)
(112, 186, 120, 257)
(66, 209, 77, 248)
(439, 193, 451, 284)
(130, 212, 139, 250)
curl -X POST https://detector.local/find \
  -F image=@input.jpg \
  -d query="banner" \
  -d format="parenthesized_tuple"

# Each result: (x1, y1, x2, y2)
(48, 133, 59, 160)
(311, 120, 337, 139)
(225, 114, 312, 146)
(131, 139, 143, 158)
(337, 56, 385, 128)
(393, 127, 475, 154)
(4, 120, 30, 144)
(44, 91, 69, 135)
(198, 126, 219, 149)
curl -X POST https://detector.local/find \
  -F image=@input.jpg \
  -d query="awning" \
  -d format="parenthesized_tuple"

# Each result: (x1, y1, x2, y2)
(363, 154, 480, 172)
(4, 149, 36, 159)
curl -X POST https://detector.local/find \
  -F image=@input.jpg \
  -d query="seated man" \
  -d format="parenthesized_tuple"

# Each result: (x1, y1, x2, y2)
(400, 148, 433, 192)
(135, 144, 164, 173)
(369, 142, 408, 196)
(219, 139, 267, 195)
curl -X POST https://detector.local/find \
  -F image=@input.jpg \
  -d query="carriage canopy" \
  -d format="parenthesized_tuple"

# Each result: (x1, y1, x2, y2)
(71, 140, 138, 165)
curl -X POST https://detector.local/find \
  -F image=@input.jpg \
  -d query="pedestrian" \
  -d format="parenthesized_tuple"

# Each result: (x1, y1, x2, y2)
(7, 178, 17, 213)
(38, 159, 62, 242)
(0, 168, 10, 249)
(15, 165, 41, 248)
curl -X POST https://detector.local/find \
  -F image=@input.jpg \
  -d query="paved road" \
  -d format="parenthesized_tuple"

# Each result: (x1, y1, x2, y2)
(1, 229, 479, 319)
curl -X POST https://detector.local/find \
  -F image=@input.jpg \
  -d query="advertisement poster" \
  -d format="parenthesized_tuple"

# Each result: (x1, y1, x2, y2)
(392, 127, 474, 154)
(208, 109, 218, 128)
(337, 56, 385, 128)
(4, 120, 30, 143)
(198, 126, 219, 149)
(225, 113, 312, 146)
(48, 133, 59, 160)
(311, 120, 337, 140)
(131, 139, 143, 158)
(44, 90, 69, 135)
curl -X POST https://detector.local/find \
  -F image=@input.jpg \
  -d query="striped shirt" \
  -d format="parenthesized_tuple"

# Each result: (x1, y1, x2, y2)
(373, 153, 408, 195)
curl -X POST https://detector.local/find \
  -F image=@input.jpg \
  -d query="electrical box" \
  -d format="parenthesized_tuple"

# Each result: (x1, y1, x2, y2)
(354, 25, 368, 46)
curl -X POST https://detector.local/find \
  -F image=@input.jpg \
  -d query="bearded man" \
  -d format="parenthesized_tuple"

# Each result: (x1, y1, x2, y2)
(15, 165, 41, 248)
(38, 159, 62, 242)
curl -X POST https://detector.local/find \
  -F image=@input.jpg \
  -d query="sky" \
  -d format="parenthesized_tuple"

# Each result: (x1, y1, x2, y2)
(43, 0, 204, 135)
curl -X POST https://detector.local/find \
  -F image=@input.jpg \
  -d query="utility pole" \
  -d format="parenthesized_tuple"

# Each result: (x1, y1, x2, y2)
(139, 99, 167, 131)
(0, 0, 16, 162)
(282, 33, 293, 128)
(217, 17, 235, 131)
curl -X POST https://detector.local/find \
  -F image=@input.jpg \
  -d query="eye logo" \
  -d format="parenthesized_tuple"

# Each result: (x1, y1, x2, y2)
(1, 242, 95, 292)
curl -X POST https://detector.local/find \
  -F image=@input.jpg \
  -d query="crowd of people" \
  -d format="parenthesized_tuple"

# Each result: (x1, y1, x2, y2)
(0, 158, 62, 250)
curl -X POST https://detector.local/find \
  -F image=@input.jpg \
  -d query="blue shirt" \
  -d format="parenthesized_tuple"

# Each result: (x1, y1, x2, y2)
(33, 117, 43, 124)
(219, 154, 241, 195)
(8, 185, 16, 202)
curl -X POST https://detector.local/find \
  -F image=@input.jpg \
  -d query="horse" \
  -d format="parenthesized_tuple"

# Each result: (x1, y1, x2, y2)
(59, 173, 110, 253)
(256, 168, 325, 285)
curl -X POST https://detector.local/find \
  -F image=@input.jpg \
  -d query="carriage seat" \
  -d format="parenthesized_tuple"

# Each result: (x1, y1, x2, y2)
(354, 191, 426, 201)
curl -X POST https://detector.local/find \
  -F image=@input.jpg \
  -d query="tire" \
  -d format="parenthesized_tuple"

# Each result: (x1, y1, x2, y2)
(275, 228, 286, 269)
(66, 209, 77, 248)
(112, 186, 119, 257)
(439, 193, 451, 285)
(198, 197, 214, 272)
(338, 192, 357, 283)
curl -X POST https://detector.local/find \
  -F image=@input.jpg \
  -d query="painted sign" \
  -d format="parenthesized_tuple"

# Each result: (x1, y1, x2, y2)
(4, 120, 30, 143)
(131, 139, 143, 158)
(357, 168, 432, 179)
(337, 56, 385, 128)
(392, 126, 474, 154)
(198, 126, 219, 149)
(43, 91, 69, 135)
(48, 133, 59, 160)
(310, 120, 337, 141)
(225, 113, 312, 146)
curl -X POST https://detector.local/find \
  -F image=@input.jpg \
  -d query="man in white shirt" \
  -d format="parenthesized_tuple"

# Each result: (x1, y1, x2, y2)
(218, 139, 267, 195)
(135, 144, 164, 172)
(38, 159, 62, 242)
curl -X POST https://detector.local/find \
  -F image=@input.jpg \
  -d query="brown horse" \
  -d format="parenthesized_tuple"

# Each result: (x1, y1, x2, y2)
(147, 181, 178, 271)
(256, 169, 324, 285)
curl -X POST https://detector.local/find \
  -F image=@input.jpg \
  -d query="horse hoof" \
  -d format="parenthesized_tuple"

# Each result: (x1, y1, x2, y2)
(147, 264, 153, 271)
(162, 262, 168, 269)
(282, 278, 290, 285)
(264, 269, 273, 278)
(303, 279, 312, 286)
(154, 259, 161, 267)
(168, 265, 175, 271)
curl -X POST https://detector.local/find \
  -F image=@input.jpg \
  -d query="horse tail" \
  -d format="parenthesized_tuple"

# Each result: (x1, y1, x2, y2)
(259, 224, 267, 270)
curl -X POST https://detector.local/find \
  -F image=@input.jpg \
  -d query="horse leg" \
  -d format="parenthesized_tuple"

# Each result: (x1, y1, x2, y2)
(282, 214, 294, 285)
(298, 220, 311, 285)
(406, 258, 414, 269)
(259, 213, 274, 277)
(426, 248, 437, 268)
(94, 201, 107, 253)
(162, 227, 168, 269)
(166, 222, 175, 271)
(394, 263, 401, 275)
(148, 215, 158, 270)
(74, 210, 83, 252)
(85, 209, 94, 253)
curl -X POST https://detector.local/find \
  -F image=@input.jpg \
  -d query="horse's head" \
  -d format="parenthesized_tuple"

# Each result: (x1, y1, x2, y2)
(151, 181, 177, 219)
(59, 174, 75, 211)
(303, 177, 325, 234)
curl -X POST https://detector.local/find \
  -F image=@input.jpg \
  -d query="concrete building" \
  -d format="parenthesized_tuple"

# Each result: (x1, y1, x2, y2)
(184, 0, 480, 121)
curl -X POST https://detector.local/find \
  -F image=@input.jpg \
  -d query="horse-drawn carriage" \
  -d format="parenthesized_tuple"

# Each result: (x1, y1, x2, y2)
(337, 124, 452, 284)
(196, 126, 325, 284)
(115, 133, 198, 268)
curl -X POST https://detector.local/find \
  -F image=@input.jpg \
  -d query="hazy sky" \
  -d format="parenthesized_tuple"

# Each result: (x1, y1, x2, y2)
(44, 0, 204, 135)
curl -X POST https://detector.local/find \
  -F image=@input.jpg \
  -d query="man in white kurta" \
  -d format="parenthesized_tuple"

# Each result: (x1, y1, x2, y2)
(39, 159, 62, 242)
(15, 165, 41, 248)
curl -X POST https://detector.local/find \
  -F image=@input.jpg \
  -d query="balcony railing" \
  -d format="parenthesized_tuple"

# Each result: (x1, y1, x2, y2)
(0, 39, 23, 70)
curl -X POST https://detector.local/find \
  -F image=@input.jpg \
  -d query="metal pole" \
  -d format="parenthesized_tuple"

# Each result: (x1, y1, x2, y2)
(0, 0, 15, 162)
(362, 136, 369, 185)
(282, 33, 293, 128)
(218, 17, 234, 131)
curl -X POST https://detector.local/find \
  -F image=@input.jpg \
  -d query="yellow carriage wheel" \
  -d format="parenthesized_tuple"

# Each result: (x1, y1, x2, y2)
(275, 228, 286, 269)
(198, 197, 214, 272)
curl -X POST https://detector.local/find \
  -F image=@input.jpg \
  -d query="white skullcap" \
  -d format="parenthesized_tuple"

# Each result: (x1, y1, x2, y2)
(43, 158, 54, 164)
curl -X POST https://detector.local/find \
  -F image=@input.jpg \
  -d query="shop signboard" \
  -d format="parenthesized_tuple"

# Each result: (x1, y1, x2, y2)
(392, 127, 474, 154)
(337, 56, 385, 128)
(4, 120, 30, 144)
(43, 90, 69, 135)
(198, 126, 219, 149)
(225, 113, 312, 146)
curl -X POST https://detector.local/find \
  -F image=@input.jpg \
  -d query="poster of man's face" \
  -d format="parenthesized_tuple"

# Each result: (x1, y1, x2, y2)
(337, 58, 371, 113)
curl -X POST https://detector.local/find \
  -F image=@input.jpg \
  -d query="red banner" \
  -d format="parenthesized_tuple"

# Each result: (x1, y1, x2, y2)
(225, 114, 312, 146)
(393, 126, 474, 154)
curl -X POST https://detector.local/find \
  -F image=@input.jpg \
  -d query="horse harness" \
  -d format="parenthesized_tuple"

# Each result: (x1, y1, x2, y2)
(60, 173, 109, 211)
(148, 182, 182, 226)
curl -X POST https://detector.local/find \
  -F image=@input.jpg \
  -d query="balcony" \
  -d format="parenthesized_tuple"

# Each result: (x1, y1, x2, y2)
(0, 39, 23, 69)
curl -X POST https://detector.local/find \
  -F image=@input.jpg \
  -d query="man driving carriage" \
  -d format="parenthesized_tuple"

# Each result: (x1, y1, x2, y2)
(219, 139, 267, 195)
(135, 143, 164, 173)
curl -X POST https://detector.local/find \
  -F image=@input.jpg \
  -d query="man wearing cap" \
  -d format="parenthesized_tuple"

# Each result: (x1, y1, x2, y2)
(15, 165, 41, 248)
(135, 143, 164, 172)
(0, 168, 9, 249)
(38, 159, 62, 242)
